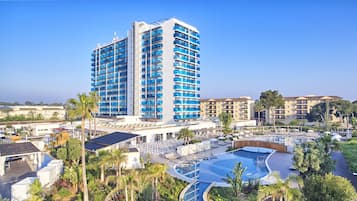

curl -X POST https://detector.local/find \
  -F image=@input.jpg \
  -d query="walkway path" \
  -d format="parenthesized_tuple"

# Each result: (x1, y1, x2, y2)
(332, 151, 357, 190)
(267, 152, 298, 179)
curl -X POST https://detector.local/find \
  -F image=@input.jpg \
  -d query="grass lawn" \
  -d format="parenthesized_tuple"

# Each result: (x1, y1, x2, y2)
(339, 138, 357, 173)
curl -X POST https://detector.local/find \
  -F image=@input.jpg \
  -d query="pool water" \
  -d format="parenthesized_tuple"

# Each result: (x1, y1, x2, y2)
(200, 150, 270, 183)
(177, 149, 271, 184)
(40, 153, 53, 169)
(177, 148, 274, 201)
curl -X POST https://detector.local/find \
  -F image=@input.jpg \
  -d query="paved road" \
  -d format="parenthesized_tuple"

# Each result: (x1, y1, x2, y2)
(332, 151, 357, 190)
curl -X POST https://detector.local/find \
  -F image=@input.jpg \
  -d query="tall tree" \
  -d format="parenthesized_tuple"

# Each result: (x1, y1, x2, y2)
(89, 91, 100, 137)
(177, 128, 194, 145)
(259, 90, 284, 130)
(258, 173, 303, 201)
(147, 163, 167, 201)
(110, 149, 128, 179)
(254, 100, 265, 126)
(66, 93, 93, 201)
(223, 162, 245, 199)
(98, 150, 111, 183)
(303, 174, 357, 201)
(63, 165, 81, 193)
(218, 112, 233, 134)
(126, 170, 140, 201)
(56, 138, 81, 165)
(293, 139, 335, 178)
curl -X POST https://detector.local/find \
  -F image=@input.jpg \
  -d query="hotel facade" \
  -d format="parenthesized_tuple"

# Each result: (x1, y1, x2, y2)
(91, 18, 200, 122)
(200, 97, 255, 121)
(271, 95, 342, 124)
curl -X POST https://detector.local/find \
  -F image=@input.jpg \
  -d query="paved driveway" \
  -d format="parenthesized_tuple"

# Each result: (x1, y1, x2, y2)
(332, 151, 357, 190)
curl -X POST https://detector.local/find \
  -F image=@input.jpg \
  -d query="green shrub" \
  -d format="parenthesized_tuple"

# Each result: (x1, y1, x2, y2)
(189, 139, 202, 144)
(339, 139, 357, 172)
(352, 130, 357, 138)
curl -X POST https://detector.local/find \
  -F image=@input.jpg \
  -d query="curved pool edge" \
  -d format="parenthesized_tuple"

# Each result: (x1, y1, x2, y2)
(172, 147, 277, 187)
(260, 149, 276, 182)
(179, 180, 196, 201)
(170, 165, 195, 183)
(202, 182, 215, 201)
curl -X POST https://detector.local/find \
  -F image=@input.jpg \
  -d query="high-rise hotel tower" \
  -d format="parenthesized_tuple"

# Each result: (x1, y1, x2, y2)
(91, 18, 200, 122)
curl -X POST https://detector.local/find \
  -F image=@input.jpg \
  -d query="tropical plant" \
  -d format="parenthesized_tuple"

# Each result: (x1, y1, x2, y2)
(56, 138, 81, 165)
(293, 139, 335, 178)
(63, 165, 81, 193)
(223, 162, 245, 199)
(147, 163, 167, 201)
(303, 173, 357, 201)
(110, 149, 128, 179)
(97, 150, 112, 183)
(89, 91, 100, 137)
(66, 93, 93, 201)
(177, 128, 194, 145)
(52, 187, 72, 201)
(219, 112, 233, 134)
(254, 100, 265, 126)
(126, 170, 140, 201)
(258, 173, 303, 201)
(259, 90, 284, 131)
(27, 179, 43, 201)
(88, 180, 111, 201)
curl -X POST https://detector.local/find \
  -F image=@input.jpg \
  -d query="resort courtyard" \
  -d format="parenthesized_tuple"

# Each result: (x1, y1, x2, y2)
(141, 132, 321, 201)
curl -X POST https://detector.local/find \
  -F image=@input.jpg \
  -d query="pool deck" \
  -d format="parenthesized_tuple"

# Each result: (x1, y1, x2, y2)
(267, 151, 298, 179)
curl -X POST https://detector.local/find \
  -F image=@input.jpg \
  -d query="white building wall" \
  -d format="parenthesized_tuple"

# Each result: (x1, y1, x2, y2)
(161, 20, 175, 123)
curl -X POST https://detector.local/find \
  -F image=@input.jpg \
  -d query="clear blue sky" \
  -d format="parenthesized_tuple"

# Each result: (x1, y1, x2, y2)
(1, 0, 357, 103)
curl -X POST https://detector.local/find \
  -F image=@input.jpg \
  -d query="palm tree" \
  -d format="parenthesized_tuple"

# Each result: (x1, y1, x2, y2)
(259, 90, 284, 132)
(219, 112, 233, 134)
(66, 93, 92, 201)
(223, 162, 245, 199)
(97, 150, 111, 183)
(63, 165, 80, 193)
(105, 172, 133, 201)
(89, 91, 100, 137)
(255, 100, 265, 126)
(110, 149, 128, 179)
(147, 163, 167, 201)
(126, 170, 140, 201)
(177, 128, 194, 145)
(258, 173, 303, 201)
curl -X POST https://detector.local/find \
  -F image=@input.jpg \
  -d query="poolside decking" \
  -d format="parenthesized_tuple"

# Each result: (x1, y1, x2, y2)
(267, 152, 298, 179)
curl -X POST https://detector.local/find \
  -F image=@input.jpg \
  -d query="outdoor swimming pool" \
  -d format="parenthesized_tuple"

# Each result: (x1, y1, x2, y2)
(176, 147, 274, 184)
(176, 147, 274, 201)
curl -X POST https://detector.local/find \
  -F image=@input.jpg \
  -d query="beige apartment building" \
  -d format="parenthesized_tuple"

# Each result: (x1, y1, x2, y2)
(200, 97, 255, 121)
(271, 95, 342, 124)
(0, 105, 66, 120)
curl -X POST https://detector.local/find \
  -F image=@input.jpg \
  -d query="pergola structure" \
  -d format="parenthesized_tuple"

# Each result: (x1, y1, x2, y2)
(0, 142, 41, 176)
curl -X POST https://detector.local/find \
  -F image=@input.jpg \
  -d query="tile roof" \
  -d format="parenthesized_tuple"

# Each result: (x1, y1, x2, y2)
(0, 142, 40, 156)
(85, 132, 138, 151)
